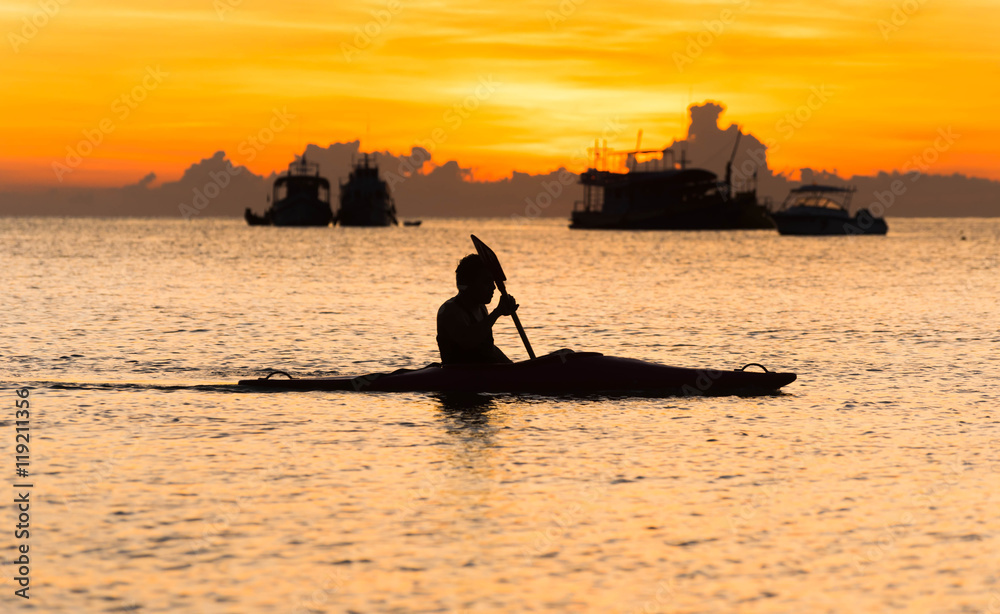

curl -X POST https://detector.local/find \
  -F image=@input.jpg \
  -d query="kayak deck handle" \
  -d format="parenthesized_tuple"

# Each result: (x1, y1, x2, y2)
(737, 363, 771, 373)
(263, 370, 295, 380)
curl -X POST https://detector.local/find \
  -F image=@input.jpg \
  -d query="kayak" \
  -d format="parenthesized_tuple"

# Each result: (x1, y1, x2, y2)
(237, 351, 797, 395)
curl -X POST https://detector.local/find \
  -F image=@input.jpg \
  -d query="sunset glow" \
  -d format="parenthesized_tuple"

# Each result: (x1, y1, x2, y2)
(2, 0, 998, 189)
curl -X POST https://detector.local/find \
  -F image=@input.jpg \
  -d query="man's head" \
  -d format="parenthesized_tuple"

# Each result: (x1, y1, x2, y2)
(455, 254, 496, 303)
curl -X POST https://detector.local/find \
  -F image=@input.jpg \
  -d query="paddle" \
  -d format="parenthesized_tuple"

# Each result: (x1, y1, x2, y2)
(470, 234, 536, 359)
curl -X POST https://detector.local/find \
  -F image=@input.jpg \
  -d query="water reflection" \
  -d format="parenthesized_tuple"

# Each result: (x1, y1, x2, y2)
(430, 393, 506, 516)
(433, 392, 497, 437)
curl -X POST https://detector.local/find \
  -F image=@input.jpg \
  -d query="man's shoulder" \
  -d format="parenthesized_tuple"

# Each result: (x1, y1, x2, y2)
(438, 295, 465, 319)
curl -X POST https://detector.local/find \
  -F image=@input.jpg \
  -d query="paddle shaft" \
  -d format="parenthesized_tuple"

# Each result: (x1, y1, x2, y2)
(496, 279, 535, 359)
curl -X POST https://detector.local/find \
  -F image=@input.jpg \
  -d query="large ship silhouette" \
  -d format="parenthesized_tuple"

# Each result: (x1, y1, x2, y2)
(245, 156, 333, 226)
(336, 153, 398, 227)
(570, 131, 773, 230)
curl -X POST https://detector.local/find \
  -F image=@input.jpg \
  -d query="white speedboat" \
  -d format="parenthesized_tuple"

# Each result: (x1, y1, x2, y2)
(770, 184, 887, 236)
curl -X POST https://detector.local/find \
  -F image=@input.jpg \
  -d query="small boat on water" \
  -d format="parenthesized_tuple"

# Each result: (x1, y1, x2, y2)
(336, 153, 398, 227)
(245, 156, 334, 227)
(770, 184, 887, 236)
(570, 131, 774, 230)
(237, 351, 796, 396)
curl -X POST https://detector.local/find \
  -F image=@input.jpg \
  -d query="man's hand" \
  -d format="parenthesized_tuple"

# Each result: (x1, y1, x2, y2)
(496, 294, 519, 316)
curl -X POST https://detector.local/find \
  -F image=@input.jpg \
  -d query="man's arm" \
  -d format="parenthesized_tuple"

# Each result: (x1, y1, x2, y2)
(438, 296, 517, 350)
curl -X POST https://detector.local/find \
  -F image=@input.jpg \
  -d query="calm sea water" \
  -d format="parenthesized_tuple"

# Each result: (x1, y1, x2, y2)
(2, 217, 999, 613)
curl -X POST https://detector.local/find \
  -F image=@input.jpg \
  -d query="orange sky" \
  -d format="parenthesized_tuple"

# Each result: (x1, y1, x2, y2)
(1, 0, 998, 188)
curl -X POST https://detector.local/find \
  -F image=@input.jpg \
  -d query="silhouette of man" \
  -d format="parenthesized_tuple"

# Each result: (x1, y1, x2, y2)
(437, 254, 518, 365)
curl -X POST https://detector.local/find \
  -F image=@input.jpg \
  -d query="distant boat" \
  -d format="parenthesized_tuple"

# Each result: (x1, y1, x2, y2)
(336, 154, 398, 227)
(244, 156, 333, 227)
(770, 185, 887, 236)
(403, 220, 422, 227)
(570, 131, 774, 230)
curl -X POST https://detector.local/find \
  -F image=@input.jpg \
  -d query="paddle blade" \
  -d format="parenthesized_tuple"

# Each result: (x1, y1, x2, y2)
(470, 234, 507, 283)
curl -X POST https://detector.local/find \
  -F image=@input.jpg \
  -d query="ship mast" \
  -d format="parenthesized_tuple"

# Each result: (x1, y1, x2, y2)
(725, 129, 742, 198)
